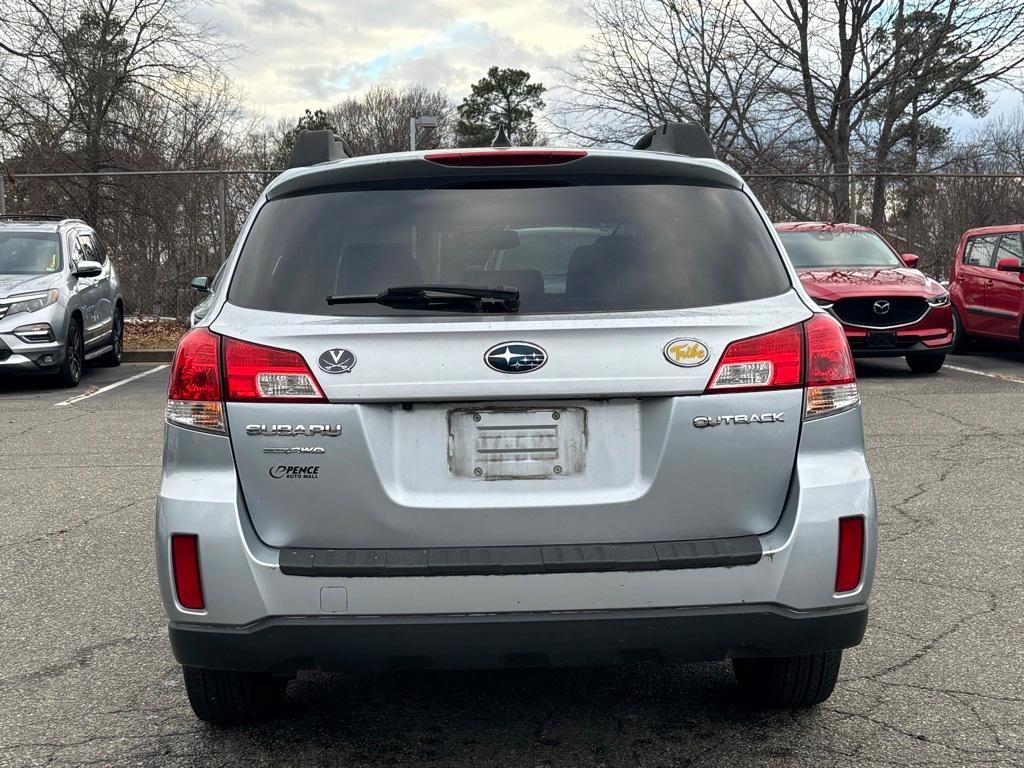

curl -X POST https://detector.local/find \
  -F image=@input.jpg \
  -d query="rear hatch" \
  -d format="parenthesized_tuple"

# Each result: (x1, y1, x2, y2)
(213, 164, 811, 549)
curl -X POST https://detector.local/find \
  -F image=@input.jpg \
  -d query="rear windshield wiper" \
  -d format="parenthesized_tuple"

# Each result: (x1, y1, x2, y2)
(326, 284, 520, 312)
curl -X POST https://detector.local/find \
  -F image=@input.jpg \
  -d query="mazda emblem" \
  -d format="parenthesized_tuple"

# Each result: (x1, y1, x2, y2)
(873, 300, 891, 315)
(318, 348, 356, 374)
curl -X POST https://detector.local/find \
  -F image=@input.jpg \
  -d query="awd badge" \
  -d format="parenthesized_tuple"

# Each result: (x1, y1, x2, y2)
(664, 338, 710, 367)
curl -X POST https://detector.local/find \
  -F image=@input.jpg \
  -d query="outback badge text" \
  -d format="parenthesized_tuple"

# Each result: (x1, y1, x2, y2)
(693, 413, 785, 428)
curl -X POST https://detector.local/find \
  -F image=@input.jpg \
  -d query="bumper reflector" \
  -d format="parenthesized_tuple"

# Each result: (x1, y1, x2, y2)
(836, 516, 865, 593)
(172, 534, 205, 610)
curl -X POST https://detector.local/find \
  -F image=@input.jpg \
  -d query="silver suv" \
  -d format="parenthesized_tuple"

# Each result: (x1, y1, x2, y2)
(0, 215, 124, 386)
(158, 125, 876, 724)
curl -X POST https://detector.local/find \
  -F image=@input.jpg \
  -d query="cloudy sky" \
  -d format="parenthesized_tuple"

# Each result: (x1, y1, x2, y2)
(196, 0, 589, 121)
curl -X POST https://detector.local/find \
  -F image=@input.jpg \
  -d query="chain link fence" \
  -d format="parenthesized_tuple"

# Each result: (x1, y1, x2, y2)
(2, 168, 1023, 318)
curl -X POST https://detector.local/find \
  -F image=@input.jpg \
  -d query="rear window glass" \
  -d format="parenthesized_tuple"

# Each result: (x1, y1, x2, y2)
(229, 179, 790, 316)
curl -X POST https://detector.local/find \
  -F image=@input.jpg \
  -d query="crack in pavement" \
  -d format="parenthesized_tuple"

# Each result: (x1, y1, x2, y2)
(0, 495, 155, 551)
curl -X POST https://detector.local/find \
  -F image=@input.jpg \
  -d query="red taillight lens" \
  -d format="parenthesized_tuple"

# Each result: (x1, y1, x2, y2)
(424, 149, 587, 166)
(223, 337, 325, 402)
(168, 328, 222, 401)
(806, 314, 856, 385)
(171, 534, 204, 610)
(166, 328, 225, 432)
(707, 323, 803, 392)
(836, 516, 865, 592)
(804, 313, 859, 418)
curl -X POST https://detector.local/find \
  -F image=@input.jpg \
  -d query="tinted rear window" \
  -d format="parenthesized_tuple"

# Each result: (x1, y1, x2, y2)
(229, 179, 790, 316)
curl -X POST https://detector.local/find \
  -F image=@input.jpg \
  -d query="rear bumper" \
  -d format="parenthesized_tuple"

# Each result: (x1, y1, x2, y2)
(156, 406, 877, 673)
(169, 604, 868, 673)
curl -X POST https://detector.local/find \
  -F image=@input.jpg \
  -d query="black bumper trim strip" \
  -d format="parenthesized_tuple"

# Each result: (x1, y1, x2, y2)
(278, 535, 762, 577)
(168, 605, 867, 673)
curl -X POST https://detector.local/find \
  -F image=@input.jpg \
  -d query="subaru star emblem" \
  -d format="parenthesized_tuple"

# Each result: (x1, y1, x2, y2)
(485, 342, 547, 374)
(318, 348, 356, 374)
(873, 300, 891, 315)
(664, 338, 710, 367)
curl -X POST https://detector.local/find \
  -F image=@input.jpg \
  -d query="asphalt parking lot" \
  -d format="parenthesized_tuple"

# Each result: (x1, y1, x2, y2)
(1, 352, 1022, 768)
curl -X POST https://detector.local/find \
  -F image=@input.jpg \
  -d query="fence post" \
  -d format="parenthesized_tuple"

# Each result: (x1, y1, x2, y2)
(850, 168, 857, 225)
(217, 176, 226, 264)
(0, 176, 6, 215)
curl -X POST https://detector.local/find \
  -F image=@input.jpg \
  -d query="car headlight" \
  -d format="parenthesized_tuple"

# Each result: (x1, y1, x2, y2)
(2, 289, 60, 316)
(813, 297, 834, 310)
(927, 292, 950, 307)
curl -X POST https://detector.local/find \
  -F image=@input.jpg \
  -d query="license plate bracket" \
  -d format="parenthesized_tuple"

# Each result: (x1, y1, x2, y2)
(866, 331, 898, 348)
(448, 407, 587, 480)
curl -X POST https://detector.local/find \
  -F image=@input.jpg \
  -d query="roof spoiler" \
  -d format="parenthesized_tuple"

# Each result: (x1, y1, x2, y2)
(287, 130, 354, 169)
(633, 122, 716, 159)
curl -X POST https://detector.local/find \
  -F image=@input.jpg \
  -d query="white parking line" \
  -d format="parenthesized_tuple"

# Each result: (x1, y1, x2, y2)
(54, 365, 169, 407)
(945, 363, 1024, 385)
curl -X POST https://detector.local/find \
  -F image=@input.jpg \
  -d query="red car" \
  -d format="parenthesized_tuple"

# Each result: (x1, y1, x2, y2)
(775, 222, 953, 373)
(947, 225, 1024, 351)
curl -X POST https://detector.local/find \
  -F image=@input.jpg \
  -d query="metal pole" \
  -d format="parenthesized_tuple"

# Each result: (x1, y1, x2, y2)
(409, 117, 417, 151)
(850, 167, 857, 225)
(217, 176, 226, 263)
(0, 176, 6, 214)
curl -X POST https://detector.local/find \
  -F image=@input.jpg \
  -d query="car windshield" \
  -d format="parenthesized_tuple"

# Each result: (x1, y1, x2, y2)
(777, 230, 903, 269)
(0, 232, 61, 274)
(229, 179, 791, 316)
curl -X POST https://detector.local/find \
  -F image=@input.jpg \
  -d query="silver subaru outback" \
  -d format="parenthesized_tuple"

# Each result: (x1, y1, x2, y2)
(0, 215, 124, 386)
(158, 125, 876, 724)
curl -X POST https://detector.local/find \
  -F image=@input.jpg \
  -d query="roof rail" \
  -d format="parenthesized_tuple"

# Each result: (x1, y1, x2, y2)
(0, 213, 68, 222)
(287, 130, 354, 169)
(633, 122, 716, 159)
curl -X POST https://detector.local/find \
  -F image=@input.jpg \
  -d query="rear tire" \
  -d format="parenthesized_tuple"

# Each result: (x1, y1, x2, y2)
(56, 319, 84, 388)
(732, 650, 842, 708)
(906, 352, 945, 374)
(98, 308, 123, 366)
(951, 306, 970, 355)
(182, 665, 287, 725)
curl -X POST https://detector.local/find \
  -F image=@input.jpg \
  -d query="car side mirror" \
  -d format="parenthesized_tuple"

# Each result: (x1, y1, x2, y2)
(73, 260, 102, 278)
(191, 276, 211, 294)
(899, 253, 920, 268)
(996, 257, 1024, 273)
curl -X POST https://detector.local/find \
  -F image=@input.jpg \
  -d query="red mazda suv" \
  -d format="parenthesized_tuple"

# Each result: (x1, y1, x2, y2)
(947, 225, 1024, 352)
(775, 223, 953, 373)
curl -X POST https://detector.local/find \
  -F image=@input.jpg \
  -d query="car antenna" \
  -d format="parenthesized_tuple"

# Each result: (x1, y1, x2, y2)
(491, 125, 512, 148)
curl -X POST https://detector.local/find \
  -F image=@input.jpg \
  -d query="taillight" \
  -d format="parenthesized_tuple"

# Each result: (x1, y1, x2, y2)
(707, 324, 803, 392)
(171, 534, 204, 610)
(835, 516, 865, 592)
(223, 337, 325, 402)
(166, 330, 326, 432)
(804, 313, 859, 419)
(424, 149, 587, 166)
(166, 328, 225, 432)
(706, 313, 859, 420)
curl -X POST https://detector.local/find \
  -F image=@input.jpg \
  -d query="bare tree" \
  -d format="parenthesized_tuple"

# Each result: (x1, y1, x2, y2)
(554, 0, 789, 166)
(329, 85, 454, 155)
(745, 0, 1024, 222)
(0, 0, 235, 221)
